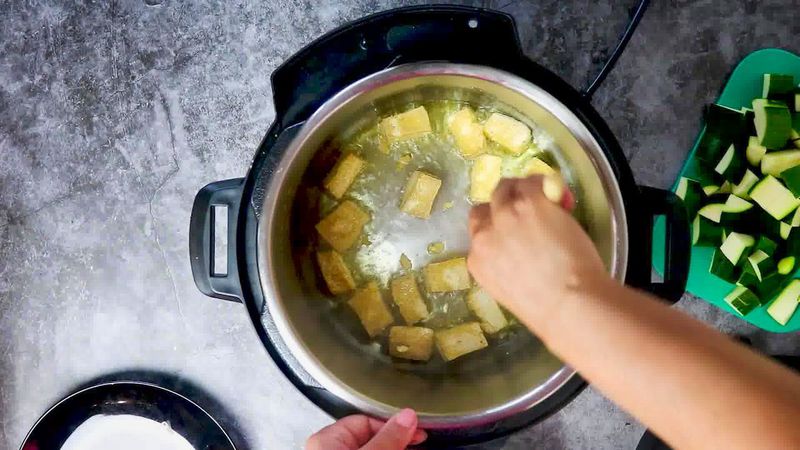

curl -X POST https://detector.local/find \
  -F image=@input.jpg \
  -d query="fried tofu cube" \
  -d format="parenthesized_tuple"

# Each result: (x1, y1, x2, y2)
(348, 282, 394, 337)
(469, 154, 503, 203)
(390, 274, 429, 325)
(324, 153, 365, 199)
(316, 201, 370, 252)
(466, 287, 508, 334)
(423, 257, 471, 293)
(524, 157, 557, 176)
(400, 170, 442, 219)
(316, 250, 356, 295)
(379, 106, 432, 143)
(484, 113, 531, 155)
(435, 322, 488, 361)
(389, 326, 435, 361)
(448, 107, 486, 158)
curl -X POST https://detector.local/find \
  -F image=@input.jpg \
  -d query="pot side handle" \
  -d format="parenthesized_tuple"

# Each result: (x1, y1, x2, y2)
(638, 186, 691, 303)
(270, 5, 523, 127)
(189, 178, 244, 303)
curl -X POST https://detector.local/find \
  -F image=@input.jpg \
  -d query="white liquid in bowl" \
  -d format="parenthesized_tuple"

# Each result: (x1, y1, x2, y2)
(60, 414, 195, 450)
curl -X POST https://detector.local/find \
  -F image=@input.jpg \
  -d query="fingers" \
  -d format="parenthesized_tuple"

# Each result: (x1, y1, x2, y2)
(362, 408, 420, 450)
(469, 203, 491, 236)
(305, 415, 383, 450)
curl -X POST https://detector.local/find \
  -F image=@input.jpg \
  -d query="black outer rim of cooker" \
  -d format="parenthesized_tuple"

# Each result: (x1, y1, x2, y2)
(219, 5, 675, 448)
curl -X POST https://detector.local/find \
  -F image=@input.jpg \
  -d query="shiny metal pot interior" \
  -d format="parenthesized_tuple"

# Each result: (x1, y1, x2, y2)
(256, 63, 629, 426)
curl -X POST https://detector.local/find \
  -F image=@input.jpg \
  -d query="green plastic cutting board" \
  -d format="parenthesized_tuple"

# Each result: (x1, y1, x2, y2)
(653, 48, 800, 333)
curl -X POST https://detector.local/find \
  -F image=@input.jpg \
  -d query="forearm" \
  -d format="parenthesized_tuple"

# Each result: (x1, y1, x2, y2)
(519, 275, 800, 450)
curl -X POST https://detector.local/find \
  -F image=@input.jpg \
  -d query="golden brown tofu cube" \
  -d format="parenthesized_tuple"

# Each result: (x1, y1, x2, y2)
(448, 107, 485, 158)
(379, 106, 432, 143)
(466, 287, 508, 334)
(316, 250, 356, 295)
(348, 282, 394, 338)
(400, 170, 442, 219)
(484, 113, 531, 155)
(316, 200, 370, 252)
(469, 154, 503, 203)
(390, 274, 429, 325)
(324, 153, 365, 199)
(389, 326, 435, 361)
(423, 257, 471, 293)
(523, 157, 557, 176)
(435, 322, 488, 361)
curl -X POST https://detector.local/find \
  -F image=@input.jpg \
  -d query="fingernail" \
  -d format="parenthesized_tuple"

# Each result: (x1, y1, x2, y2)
(394, 408, 416, 428)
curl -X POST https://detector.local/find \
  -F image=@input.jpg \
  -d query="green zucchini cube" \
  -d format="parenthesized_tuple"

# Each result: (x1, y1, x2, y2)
(724, 286, 761, 316)
(676, 177, 704, 219)
(754, 236, 778, 256)
(692, 215, 723, 247)
(710, 248, 739, 283)
(780, 165, 800, 197)
(753, 99, 792, 149)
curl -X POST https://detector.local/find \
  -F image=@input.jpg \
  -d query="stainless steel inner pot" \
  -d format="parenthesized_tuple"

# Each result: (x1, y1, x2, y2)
(256, 63, 629, 427)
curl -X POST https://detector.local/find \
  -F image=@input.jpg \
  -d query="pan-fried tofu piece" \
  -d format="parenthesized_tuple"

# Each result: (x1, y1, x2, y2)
(435, 322, 488, 361)
(316, 250, 356, 295)
(316, 201, 370, 252)
(389, 326, 435, 361)
(379, 106, 432, 143)
(423, 257, 471, 293)
(348, 282, 394, 338)
(523, 157, 557, 176)
(484, 113, 531, 155)
(400, 170, 441, 219)
(469, 154, 503, 203)
(448, 107, 485, 158)
(324, 153, 365, 199)
(390, 274, 429, 325)
(466, 287, 508, 334)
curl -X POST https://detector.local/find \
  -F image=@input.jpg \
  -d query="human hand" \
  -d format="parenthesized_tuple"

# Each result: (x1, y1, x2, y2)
(467, 176, 609, 326)
(306, 409, 427, 450)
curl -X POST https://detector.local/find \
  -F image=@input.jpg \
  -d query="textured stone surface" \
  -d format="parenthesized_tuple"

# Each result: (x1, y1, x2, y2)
(2, 0, 800, 449)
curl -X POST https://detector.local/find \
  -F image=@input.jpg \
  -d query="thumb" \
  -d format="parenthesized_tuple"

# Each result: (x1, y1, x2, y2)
(361, 409, 418, 450)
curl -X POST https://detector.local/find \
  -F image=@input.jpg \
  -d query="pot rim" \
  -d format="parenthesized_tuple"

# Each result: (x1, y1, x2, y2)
(257, 62, 629, 427)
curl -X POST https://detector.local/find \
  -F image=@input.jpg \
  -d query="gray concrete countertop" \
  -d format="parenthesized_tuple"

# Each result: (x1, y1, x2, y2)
(2, 1, 800, 449)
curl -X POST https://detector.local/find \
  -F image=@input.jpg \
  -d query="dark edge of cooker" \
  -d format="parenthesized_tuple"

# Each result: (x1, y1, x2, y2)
(229, 4, 669, 448)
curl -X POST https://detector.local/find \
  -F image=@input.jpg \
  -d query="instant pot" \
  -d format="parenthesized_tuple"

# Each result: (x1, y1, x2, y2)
(189, 4, 689, 446)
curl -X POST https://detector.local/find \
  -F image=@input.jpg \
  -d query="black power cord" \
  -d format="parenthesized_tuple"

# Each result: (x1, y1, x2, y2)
(582, 0, 651, 99)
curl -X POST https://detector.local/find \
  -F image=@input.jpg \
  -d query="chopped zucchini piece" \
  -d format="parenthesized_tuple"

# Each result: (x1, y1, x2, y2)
(316, 250, 357, 295)
(466, 287, 508, 335)
(761, 150, 800, 176)
(699, 203, 725, 223)
(348, 282, 394, 338)
(390, 273, 429, 325)
(676, 177, 704, 218)
(750, 175, 800, 220)
(702, 184, 721, 196)
(746, 250, 776, 281)
(323, 153, 365, 199)
(389, 326, 435, 361)
(379, 106, 432, 143)
(423, 257, 471, 293)
(754, 236, 778, 256)
(710, 248, 738, 283)
(693, 215, 723, 246)
(316, 200, 370, 252)
(400, 170, 442, 219)
(724, 285, 761, 316)
(718, 181, 733, 194)
(762, 74, 795, 98)
(745, 136, 768, 167)
(791, 207, 800, 227)
(780, 165, 800, 197)
(448, 108, 486, 158)
(720, 232, 755, 265)
(696, 104, 745, 163)
(753, 98, 792, 149)
(731, 170, 759, 200)
(795, 94, 800, 112)
(778, 256, 796, 275)
(483, 113, 531, 155)
(781, 221, 793, 240)
(524, 157, 557, 176)
(714, 144, 746, 182)
(435, 322, 488, 361)
(720, 195, 755, 226)
(469, 154, 503, 203)
(766, 279, 800, 325)
(737, 267, 760, 291)
(722, 194, 753, 213)
(755, 272, 788, 301)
